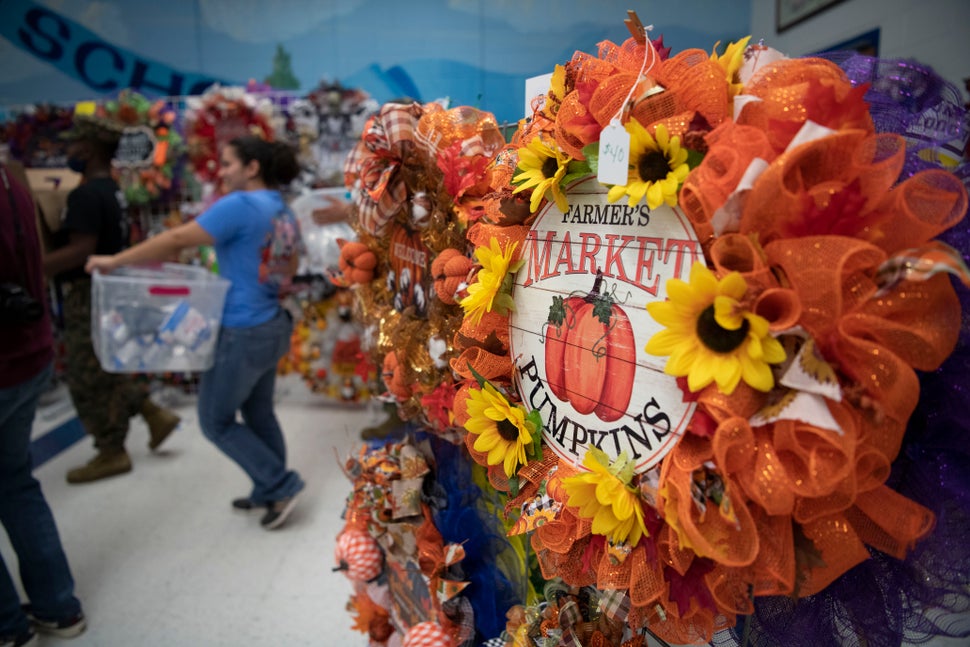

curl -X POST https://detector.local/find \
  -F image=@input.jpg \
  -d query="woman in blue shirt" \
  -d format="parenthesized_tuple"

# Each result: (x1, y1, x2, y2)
(86, 136, 305, 530)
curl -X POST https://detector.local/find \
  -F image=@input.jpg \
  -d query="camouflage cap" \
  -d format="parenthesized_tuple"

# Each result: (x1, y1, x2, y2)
(59, 101, 124, 143)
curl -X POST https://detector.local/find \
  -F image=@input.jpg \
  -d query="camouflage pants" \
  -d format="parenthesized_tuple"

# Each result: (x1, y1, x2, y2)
(61, 279, 147, 451)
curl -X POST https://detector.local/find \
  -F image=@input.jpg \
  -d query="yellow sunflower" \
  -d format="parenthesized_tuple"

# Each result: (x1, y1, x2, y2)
(711, 36, 752, 98)
(512, 136, 570, 213)
(562, 447, 648, 547)
(464, 382, 536, 478)
(606, 121, 689, 210)
(541, 64, 567, 120)
(645, 261, 786, 394)
(460, 238, 522, 325)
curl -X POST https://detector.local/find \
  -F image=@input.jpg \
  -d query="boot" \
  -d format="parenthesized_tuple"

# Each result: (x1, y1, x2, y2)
(141, 399, 180, 450)
(66, 449, 132, 484)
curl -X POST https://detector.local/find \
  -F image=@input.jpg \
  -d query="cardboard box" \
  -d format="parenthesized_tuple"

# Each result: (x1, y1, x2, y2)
(24, 167, 81, 234)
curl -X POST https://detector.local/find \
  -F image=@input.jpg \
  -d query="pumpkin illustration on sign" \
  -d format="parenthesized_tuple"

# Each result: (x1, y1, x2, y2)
(544, 271, 635, 422)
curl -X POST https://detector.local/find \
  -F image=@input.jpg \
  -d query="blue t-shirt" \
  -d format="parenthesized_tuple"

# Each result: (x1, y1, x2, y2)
(196, 190, 296, 328)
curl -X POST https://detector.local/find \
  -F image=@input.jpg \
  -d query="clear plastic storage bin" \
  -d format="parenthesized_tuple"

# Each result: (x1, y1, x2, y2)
(92, 264, 231, 373)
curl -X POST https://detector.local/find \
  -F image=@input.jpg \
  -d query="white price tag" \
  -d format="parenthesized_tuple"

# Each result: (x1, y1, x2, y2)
(597, 119, 631, 186)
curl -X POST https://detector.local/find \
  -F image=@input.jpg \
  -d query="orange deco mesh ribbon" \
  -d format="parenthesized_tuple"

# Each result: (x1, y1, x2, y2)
(556, 40, 733, 163)
(415, 104, 506, 161)
(739, 57, 875, 152)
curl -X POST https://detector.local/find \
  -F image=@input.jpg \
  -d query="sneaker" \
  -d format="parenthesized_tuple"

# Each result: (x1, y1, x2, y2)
(0, 630, 38, 647)
(231, 497, 263, 513)
(23, 604, 86, 638)
(141, 400, 180, 451)
(66, 450, 132, 484)
(260, 491, 302, 530)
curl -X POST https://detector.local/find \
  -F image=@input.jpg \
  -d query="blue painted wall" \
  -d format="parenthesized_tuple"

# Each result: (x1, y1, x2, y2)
(0, 0, 750, 124)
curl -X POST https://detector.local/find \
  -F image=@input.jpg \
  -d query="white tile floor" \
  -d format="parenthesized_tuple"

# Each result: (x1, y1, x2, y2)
(3, 375, 370, 646)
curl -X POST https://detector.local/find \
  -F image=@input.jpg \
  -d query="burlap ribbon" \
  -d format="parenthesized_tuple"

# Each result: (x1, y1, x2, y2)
(343, 102, 421, 236)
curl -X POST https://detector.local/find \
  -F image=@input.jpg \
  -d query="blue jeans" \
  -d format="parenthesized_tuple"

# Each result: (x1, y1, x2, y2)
(0, 364, 81, 638)
(197, 309, 303, 504)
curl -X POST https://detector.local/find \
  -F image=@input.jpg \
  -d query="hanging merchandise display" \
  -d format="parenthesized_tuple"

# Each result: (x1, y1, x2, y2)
(183, 84, 277, 189)
(338, 14, 970, 647)
(0, 103, 74, 167)
(100, 90, 186, 206)
(336, 99, 531, 645)
(306, 80, 380, 187)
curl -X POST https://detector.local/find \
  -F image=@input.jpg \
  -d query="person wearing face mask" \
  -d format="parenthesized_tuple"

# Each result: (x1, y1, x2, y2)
(42, 115, 180, 484)
(86, 136, 306, 530)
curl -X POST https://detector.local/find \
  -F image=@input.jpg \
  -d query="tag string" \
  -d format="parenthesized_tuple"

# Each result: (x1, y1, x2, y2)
(611, 24, 657, 124)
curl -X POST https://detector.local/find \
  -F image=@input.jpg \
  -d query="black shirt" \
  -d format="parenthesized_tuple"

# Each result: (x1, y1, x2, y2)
(52, 176, 128, 283)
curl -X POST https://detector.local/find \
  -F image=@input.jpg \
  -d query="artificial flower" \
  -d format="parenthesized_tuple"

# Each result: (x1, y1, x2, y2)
(606, 121, 689, 209)
(460, 238, 522, 325)
(420, 382, 456, 432)
(711, 36, 752, 97)
(437, 140, 491, 202)
(557, 78, 602, 157)
(541, 64, 567, 120)
(512, 136, 570, 213)
(562, 447, 649, 546)
(464, 381, 536, 478)
(645, 262, 786, 394)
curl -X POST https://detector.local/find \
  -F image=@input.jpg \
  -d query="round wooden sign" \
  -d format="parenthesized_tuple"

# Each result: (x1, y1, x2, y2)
(509, 176, 702, 473)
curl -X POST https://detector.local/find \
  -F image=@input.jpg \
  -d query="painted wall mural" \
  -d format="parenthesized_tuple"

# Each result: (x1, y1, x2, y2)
(0, 0, 750, 124)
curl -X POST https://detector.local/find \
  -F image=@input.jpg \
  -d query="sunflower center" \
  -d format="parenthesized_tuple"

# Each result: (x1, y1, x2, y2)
(541, 156, 560, 180)
(496, 418, 521, 442)
(696, 305, 750, 353)
(637, 151, 670, 182)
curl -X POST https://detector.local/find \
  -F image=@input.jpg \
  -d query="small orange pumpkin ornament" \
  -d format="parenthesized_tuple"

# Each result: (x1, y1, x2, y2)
(333, 528, 384, 582)
(544, 272, 635, 422)
(338, 239, 378, 285)
(431, 248, 473, 305)
(382, 351, 412, 401)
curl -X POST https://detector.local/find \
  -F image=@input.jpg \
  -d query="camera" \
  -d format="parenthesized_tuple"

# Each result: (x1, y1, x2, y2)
(0, 282, 43, 323)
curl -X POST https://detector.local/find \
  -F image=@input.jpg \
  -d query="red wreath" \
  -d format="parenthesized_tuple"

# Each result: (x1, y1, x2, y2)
(185, 88, 275, 185)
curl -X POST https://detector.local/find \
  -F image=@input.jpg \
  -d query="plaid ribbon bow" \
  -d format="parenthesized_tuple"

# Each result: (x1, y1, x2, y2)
(343, 102, 421, 236)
